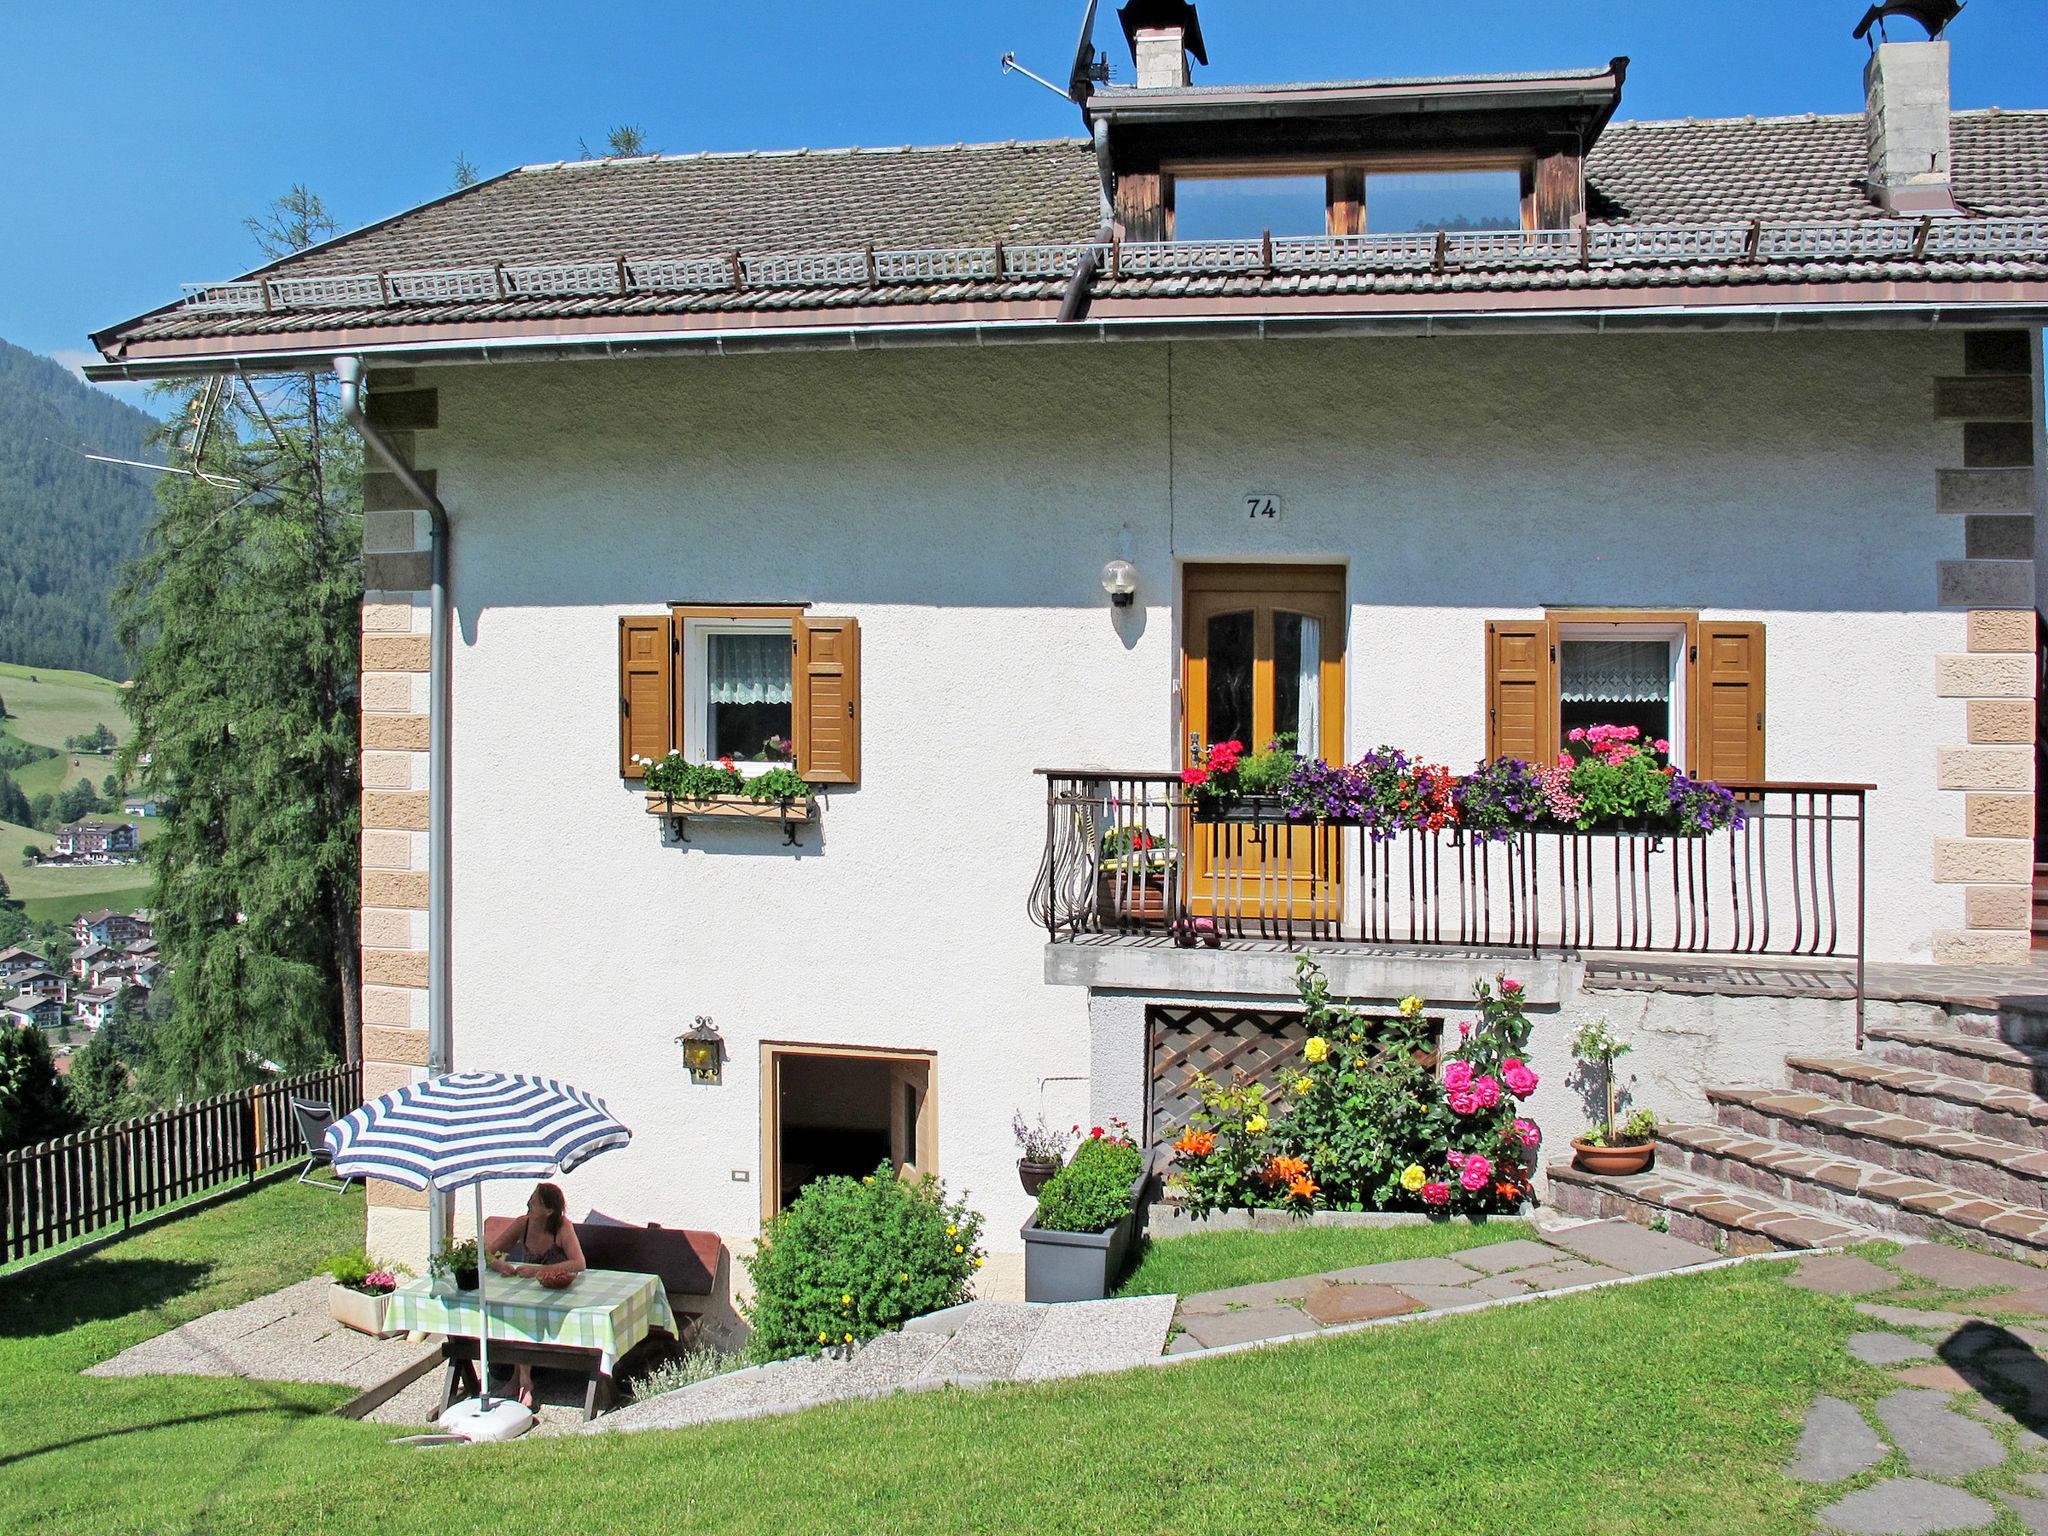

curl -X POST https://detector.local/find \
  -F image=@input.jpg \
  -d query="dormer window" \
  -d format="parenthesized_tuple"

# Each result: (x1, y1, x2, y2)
(1165, 163, 1531, 241)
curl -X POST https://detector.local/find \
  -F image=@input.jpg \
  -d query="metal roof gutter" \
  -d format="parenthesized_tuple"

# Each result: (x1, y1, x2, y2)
(83, 298, 2048, 382)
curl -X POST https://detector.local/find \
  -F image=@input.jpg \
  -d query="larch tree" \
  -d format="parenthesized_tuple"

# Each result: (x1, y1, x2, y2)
(114, 186, 363, 1097)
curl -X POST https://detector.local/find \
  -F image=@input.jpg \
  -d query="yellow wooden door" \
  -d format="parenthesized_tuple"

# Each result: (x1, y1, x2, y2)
(1182, 565, 1346, 929)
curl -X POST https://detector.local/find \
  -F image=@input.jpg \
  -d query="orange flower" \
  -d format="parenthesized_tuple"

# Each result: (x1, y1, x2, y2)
(1261, 1154, 1310, 1188)
(1494, 1181, 1523, 1201)
(1173, 1129, 1217, 1159)
(1287, 1174, 1320, 1202)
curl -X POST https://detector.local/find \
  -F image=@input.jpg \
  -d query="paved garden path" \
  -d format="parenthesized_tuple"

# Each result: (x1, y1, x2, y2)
(1167, 1218, 1721, 1351)
(594, 1219, 1724, 1434)
(1777, 1244, 2048, 1533)
(87, 1276, 437, 1391)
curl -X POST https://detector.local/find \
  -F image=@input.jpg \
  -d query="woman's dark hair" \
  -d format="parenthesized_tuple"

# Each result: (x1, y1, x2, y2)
(532, 1182, 567, 1237)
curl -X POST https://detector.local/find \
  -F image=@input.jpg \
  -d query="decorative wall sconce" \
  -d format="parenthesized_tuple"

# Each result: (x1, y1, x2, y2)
(678, 1016, 725, 1084)
(1100, 558, 1138, 608)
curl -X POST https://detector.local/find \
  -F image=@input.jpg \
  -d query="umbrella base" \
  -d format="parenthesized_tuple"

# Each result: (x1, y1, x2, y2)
(439, 1396, 534, 1442)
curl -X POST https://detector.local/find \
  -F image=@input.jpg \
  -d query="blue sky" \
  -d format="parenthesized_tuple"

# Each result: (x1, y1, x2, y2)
(5, 0, 2045, 403)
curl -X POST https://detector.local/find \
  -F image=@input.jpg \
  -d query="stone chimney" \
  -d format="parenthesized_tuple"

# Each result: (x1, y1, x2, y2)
(1134, 27, 1191, 89)
(1864, 40, 1960, 214)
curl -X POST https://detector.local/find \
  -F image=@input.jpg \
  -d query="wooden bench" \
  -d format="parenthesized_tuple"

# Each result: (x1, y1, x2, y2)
(574, 1216, 727, 1315)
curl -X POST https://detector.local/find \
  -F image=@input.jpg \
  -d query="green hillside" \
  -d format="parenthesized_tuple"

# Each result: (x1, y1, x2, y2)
(0, 339, 161, 679)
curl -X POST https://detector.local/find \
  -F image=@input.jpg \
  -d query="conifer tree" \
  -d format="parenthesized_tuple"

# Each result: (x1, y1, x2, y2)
(114, 187, 363, 1095)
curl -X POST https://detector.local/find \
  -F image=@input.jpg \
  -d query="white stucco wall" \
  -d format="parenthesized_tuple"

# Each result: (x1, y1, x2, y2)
(420, 328, 1963, 1270)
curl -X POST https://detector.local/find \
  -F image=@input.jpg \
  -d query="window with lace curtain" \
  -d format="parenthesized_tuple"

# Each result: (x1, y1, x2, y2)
(686, 619, 794, 765)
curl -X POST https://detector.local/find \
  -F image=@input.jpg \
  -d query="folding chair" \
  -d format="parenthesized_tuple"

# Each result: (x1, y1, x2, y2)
(291, 1096, 354, 1191)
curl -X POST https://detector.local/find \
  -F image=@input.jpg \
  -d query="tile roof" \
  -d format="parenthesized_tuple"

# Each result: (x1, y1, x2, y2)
(94, 111, 2048, 353)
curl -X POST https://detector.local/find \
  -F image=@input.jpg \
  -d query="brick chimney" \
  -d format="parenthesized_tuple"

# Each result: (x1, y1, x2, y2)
(1134, 27, 1191, 88)
(1864, 40, 1961, 214)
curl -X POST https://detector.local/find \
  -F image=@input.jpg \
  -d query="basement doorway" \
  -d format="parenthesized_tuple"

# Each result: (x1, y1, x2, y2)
(760, 1044, 935, 1219)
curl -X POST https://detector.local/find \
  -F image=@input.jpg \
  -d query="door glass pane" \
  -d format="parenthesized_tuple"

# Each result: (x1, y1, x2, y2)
(707, 629, 794, 762)
(1559, 639, 1673, 752)
(1274, 611, 1320, 760)
(1204, 610, 1254, 751)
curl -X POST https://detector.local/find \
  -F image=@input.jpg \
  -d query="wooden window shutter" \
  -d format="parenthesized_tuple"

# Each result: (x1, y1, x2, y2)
(618, 615, 675, 778)
(794, 616, 860, 784)
(1486, 619, 1555, 765)
(1691, 622, 1765, 783)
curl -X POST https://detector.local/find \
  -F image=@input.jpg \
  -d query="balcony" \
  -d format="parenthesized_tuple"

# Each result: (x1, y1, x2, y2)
(1031, 769, 1870, 1018)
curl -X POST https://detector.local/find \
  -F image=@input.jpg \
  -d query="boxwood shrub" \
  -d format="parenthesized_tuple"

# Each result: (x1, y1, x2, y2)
(744, 1163, 984, 1362)
(1033, 1134, 1146, 1235)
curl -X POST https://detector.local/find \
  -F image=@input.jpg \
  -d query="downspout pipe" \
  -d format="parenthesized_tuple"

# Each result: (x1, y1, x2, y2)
(335, 353, 452, 1256)
(1059, 119, 1117, 323)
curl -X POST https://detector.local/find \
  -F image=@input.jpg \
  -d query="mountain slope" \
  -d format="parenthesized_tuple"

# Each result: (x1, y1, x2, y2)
(0, 340, 162, 678)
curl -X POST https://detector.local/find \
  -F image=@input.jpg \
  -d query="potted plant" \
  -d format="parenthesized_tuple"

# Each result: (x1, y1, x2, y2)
(1020, 1120, 1152, 1302)
(325, 1249, 407, 1336)
(1569, 1016, 1656, 1174)
(429, 1236, 484, 1293)
(1098, 823, 1173, 922)
(1012, 1112, 1070, 1195)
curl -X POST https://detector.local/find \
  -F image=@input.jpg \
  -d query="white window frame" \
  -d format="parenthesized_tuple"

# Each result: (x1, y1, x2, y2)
(681, 615, 796, 773)
(1553, 619, 1688, 765)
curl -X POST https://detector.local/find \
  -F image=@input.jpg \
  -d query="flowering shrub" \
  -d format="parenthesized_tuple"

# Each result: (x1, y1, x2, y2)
(745, 1163, 984, 1362)
(1166, 957, 1538, 1218)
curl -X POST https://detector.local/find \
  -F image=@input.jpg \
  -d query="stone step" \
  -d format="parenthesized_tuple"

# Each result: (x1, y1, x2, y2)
(1945, 1004, 2048, 1048)
(1545, 1159, 1871, 1254)
(1711, 1085, 2048, 1210)
(1656, 1120, 2048, 1261)
(1788, 1053, 2048, 1144)
(1866, 1020, 2048, 1091)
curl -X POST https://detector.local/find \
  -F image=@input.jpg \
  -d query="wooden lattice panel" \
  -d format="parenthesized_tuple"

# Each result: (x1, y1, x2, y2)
(1146, 1006, 1307, 1146)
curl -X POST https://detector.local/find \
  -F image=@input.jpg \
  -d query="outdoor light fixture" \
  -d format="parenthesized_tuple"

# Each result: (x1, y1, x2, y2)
(1101, 558, 1138, 608)
(678, 1017, 724, 1084)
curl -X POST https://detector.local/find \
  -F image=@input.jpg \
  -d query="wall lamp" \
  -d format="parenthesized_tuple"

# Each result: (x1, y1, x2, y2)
(1100, 558, 1138, 608)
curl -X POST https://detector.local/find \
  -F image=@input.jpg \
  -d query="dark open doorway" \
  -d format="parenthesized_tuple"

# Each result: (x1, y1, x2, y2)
(761, 1046, 935, 1218)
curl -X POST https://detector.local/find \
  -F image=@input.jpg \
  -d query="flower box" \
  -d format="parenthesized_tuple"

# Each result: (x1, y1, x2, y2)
(1020, 1153, 1155, 1303)
(327, 1283, 399, 1338)
(644, 792, 816, 824)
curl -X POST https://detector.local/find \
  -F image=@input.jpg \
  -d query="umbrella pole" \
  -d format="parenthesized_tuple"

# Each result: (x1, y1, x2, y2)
(474, 1182, 492, 1412)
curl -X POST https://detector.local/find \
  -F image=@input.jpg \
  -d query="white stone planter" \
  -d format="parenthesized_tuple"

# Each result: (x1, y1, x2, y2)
(328, 1283, 397, 1338)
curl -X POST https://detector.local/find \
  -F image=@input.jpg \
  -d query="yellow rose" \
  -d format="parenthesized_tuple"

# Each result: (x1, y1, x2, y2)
(841, 1294, 852, 1305)
(974, 1257, 985, 1268)
(1400, 1164, 1427, 1192)
(818, 1331, 829, 1342)
(1293, 1076, 1313, 1095)
(1399, 996, 1425, 1018)
(1246, 1115, 1268, 1134)
(844, 1333, 853, 1343)
(1303, 1037, 1330, 1063)
(954, 1244, 964, 1253)
(947, 1225, 957, 1236)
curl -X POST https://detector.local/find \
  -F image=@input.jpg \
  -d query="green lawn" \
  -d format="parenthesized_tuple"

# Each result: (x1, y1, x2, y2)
(1, 1180, 1876, 1536)
(1116, 1218, 1532, 1298)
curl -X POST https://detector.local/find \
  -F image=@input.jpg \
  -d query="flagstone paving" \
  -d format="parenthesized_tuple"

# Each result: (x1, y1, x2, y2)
(1778, 1243, 2048, 1533)
(1164, 1219, 1718, 1352)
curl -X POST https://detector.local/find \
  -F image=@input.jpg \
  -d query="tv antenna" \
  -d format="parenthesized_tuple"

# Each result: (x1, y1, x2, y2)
(1000, 0, 1110, 107)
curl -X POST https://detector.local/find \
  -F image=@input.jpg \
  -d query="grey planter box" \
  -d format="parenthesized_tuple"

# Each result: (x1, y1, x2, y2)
(1020, 1154, 1155, 1303)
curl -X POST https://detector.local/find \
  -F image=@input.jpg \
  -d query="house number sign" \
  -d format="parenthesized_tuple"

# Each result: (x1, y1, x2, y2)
(1244, 493, 1283, 523)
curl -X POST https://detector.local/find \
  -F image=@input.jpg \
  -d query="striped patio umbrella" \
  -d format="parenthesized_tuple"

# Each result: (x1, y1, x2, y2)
(326, 1072, 631, 1432)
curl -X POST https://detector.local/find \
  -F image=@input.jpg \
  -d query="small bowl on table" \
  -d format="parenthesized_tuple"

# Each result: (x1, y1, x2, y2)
(536, 1267, 578, 1291)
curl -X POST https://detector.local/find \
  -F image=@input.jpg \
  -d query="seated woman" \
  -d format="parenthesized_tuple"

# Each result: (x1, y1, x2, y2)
(482, 1182, 587, 1409)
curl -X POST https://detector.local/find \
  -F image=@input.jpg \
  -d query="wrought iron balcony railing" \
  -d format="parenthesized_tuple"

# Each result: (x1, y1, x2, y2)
(1032, 768, 1868, 974)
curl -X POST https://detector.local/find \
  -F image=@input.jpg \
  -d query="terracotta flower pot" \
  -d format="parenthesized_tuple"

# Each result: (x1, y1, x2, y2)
(1570, 1137, 1655, 1176)
(1018, 1157, 1060, 1196)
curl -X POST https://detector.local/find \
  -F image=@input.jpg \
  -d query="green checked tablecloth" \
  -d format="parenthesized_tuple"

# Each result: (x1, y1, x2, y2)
(387, 1268, 678, 1374)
